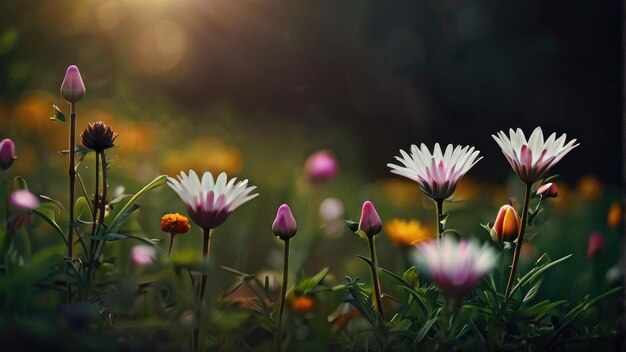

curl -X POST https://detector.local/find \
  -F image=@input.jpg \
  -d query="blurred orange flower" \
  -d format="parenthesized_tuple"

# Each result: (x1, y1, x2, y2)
(451, 178, 479, 201)
(386, 218, 434, 247)
(374, 178, 421, 207)
(291, 295, 316, 313)
(607, 202, 622, 229)
(576, 175, 603, 200)
(162, 138, 242, 176)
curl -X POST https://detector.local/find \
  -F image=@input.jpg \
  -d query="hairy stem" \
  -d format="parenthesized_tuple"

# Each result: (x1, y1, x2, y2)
(504, 183, 532, 301)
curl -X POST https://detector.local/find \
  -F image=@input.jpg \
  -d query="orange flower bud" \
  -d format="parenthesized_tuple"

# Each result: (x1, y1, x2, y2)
(491, 205, 520, 245)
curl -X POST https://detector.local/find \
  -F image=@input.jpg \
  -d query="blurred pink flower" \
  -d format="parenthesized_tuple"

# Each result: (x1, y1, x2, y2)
(536, 182, 558, 199)
(10, 189, 39, 210)
(0, 138, 15, 171)
(131, 245, 157, 266)
(586, 232, 604, 258)
(413, 237, 497, 298)
(272, 204, 298, 240)
(388, 144, 482, 201)
(167, 170, 258, 230)
(492, 127, 578, 184)
(304, 150, 339, 182)
(60, 65, 86, 103)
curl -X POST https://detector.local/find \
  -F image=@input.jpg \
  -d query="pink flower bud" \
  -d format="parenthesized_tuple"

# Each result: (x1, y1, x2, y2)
(586, 232, 604, 258)
(359, 201, 382, 237)
(272, 204, 298, 240)
(10, 190, 39, 210)
(491, 205, 520, 245)
(0, 138, 15, 171)
(60, 65, 86, 103)
(304, 150, 339, 182)
(131, 245, 157, 266)
(536, 183, 558, 199)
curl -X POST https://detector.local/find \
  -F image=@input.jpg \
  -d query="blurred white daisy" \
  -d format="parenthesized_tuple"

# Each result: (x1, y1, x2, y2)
(413, 237, 497, 298)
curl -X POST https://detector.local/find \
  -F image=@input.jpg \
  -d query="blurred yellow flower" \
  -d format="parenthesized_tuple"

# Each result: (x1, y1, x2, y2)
(576, 175, 603, 199)
(162, 138, 242, 176)
(14, 93, 55, 131)
(386, 218, 434, 247)
(607, 202, 622, 229)
(374, 178, 421, 207)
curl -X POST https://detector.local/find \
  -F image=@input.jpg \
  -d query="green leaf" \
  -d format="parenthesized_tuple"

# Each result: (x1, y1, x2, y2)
(356, 255, 374, 268)
(104, 175, 167, 236)
(413, 307, 442, 346)
(32, 206, 67, 246)
(220, 265, 254, 278)
(104, 233, 127, 241)
(510, 254, 572, 298)
(50, 105, 66, 124)
(13, 176, 28, 190)
(103, 204, 139, 235)
(558, 286, 621, 334)
(346, 219, 359, 234)
(75, 196, 89, 220)
(523, 279, 542, 302)
(295, 267, 329, 294)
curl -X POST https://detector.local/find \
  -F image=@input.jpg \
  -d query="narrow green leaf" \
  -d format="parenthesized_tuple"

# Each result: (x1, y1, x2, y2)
(50, 105, 66, 124)
(105, 175, 167, 235)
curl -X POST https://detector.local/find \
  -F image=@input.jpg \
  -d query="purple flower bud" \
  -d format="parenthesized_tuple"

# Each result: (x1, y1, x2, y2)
(359, 201, 382, 237)
(131, 245, 157, 266)
(10, 190, 39, 210)
(272, 204, 298, 240)
(60, 65, 86, 103)
(536, 182, 558, 199)
(0, 138, 15, 171)
(304, 150, 339, 182)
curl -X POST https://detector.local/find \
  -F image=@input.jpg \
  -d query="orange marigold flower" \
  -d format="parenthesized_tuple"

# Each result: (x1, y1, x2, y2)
(386, 219, 434, 247)
(160, 213, 191, 234)
(291, 295, 315, 313)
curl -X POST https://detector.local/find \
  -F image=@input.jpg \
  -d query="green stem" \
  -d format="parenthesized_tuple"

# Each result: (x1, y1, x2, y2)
(0, 175, 9, 263)
(67, 103, 76, 302)
(195, 228, 212, 351)
(88, 151, 100, 273)
(168, 233, 175, 257)
(199, 228, 211, 303)
(504, 183, 532, 301)
(89, 152, 108, 282)
(434, 198, 445, 242)
(367, 235, 384, 317)
(276, 238, 290, 352)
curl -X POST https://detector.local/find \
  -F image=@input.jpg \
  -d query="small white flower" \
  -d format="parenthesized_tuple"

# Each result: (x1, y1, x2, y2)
(492, 127, 578, 184)
(167, 170, 258, 230)
(387, 144, 482, 200)
(413, 237, 497, 298)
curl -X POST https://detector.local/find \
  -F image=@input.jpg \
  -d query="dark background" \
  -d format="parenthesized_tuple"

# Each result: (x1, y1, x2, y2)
(0, 0, 622, 183)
